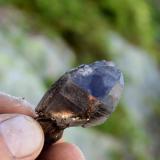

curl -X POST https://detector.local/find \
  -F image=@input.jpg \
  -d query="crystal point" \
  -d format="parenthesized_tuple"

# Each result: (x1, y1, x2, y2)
(36, 60, 124, 143)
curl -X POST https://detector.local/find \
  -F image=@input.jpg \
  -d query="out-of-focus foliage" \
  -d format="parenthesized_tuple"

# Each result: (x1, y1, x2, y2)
(0, 0, 159, 62)
(0, 1, 160, 160)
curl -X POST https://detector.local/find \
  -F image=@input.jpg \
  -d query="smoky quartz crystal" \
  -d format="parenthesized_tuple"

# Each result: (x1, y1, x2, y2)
(36, 60, 124, 144)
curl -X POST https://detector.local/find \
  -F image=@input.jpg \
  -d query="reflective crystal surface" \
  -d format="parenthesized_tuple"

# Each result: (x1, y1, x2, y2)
(71, 60, 124, 112)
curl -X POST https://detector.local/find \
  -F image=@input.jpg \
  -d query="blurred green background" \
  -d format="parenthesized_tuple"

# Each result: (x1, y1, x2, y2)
(0, 0, 160, 160)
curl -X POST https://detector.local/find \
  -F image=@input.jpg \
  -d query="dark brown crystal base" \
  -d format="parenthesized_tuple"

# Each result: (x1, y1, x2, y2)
(36, 116, 64, 145)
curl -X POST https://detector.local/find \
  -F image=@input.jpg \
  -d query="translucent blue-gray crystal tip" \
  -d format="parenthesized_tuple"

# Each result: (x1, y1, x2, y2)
(72, 60, 124, 104)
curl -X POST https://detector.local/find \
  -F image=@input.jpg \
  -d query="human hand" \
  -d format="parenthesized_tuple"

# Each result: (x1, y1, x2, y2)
(0, 92, 85, 160)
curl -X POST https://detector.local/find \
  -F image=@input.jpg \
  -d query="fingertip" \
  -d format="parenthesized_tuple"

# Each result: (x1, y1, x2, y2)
(55, 142, 85, 160)
(0, 114, 44, 159)
(38, 142, 85, 160)
(0, 92, 35, 117)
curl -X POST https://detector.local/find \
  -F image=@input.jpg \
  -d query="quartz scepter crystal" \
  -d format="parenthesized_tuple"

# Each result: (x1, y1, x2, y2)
(36, 60, 124, 144)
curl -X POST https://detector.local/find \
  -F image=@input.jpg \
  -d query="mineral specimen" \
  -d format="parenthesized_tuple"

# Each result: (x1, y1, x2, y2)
(36, 60, 124, 144)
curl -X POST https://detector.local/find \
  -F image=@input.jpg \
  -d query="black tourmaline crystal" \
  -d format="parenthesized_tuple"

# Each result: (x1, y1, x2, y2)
(36, 60, 124, 144)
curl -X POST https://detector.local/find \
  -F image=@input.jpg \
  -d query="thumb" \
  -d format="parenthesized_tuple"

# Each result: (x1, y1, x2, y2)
(0, 114, 44, 160)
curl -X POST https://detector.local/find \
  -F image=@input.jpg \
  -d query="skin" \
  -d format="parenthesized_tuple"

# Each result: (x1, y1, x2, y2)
(0, 92, 85, 160)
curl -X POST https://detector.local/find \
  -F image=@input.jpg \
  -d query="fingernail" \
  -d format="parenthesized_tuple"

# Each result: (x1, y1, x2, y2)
(0, 115, 44, 159)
